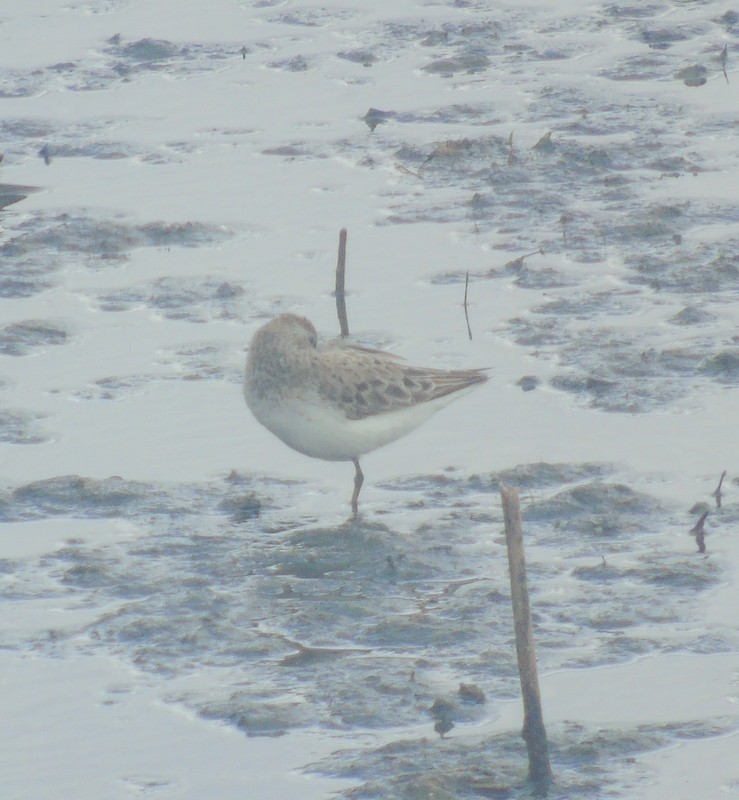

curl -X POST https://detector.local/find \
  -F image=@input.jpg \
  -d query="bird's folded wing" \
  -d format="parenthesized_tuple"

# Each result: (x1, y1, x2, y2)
(317, 342, 487, 420)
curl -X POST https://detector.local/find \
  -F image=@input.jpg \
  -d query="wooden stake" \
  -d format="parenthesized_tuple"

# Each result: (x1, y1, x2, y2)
(335, 228, 350, 337)
(500, 484, 552, 796)
(712, 470, 726, 509)
(507, 130, 516, 165)
(463, 271, 472, 340)
(691, 510, 709, 554)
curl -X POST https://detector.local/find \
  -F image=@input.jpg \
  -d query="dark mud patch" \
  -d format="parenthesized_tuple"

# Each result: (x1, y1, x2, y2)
(0, 320, 70, 356)
(0, 212, 231, 297)
(2, 463, 728, 744)
(0, 409, 49, 444)
(95, 277, 246, 323)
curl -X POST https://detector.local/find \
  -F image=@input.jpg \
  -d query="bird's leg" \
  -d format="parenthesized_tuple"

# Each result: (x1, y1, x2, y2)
(350, 458, 364, 518)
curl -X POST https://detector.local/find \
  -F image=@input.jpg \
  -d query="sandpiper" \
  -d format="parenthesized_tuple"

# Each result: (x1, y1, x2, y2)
(244, 313, 487, 516)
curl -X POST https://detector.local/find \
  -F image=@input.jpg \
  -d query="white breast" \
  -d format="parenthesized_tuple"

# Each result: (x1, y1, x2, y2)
(246, 387, 476, 462)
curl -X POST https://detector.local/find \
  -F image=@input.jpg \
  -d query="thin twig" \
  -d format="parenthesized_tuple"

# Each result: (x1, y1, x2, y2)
(395, 163, 422, 179)
(507, 130, 516, 165)
(463, 271, 472, 340)
(711, 470, 727, 508)
(335, 228, 349, 337)
(690, 511, 709, 554)
(496, 248, 544, 276)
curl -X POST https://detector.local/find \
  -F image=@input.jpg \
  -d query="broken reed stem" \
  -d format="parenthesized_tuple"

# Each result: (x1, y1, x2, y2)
(691, 510, 709, 554)
(712, 470, 727, 508)
(500, 484, 552, 796)
(507, 130, 515, 165)
(720, 44, 729, 84)
(335, 228, 350, 337)
(463, 271, 472, 340)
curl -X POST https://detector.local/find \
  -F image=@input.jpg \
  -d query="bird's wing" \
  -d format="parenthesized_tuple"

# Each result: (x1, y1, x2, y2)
(316, 341, 487, 420)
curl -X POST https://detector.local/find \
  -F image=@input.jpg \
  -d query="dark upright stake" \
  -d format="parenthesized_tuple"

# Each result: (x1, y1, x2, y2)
(712, 470, 726, 508)
(500, 484, 552, 796)
(691, 510, 709, 554)
(463, 271, 472, 341)
(335, 228, 350, 338)
(351, 458, 364, 518)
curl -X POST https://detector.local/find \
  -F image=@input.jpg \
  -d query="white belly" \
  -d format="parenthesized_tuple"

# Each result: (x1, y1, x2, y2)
(246, 391, 462, 462)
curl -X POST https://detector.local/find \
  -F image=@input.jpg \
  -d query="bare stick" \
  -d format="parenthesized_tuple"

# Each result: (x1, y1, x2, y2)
(463, 271, 472, 340)
(500, 484, 552, 796)
(712, 470, 727, 508)
(691, 511, 709, 554)
(395, 163, 422, 179)
(502, 248, 544, 273)
(507, 130, 516, 165)
(335, 228, 349, 337)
